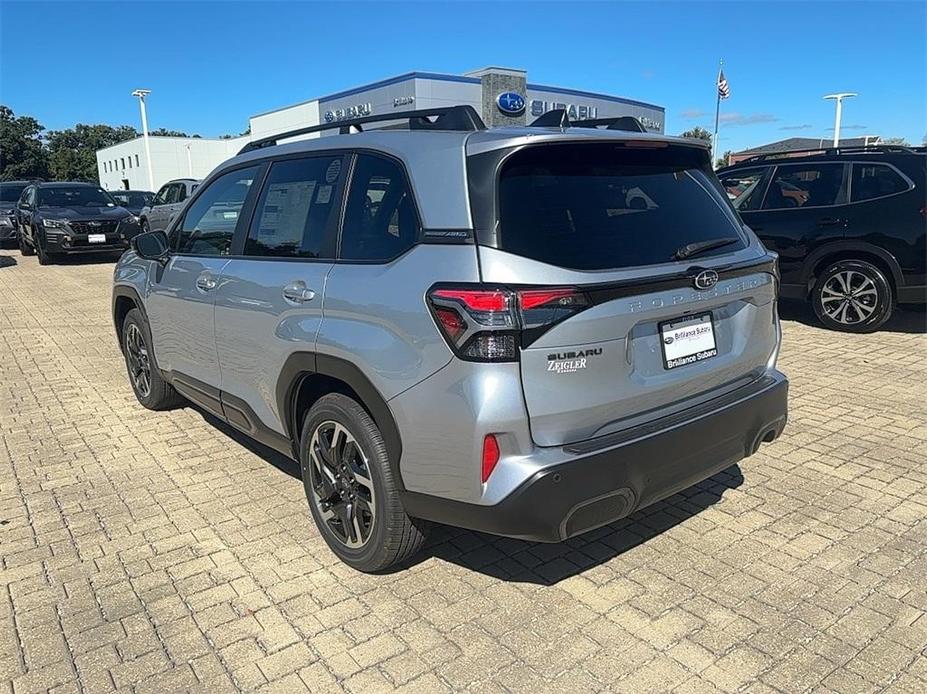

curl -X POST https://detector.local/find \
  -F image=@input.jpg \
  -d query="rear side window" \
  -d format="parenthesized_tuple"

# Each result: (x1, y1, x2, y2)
(762, 164, 845, 209)
(244, 156, 342, 258)
(497, 144, 745, 271)
(177, 166, 259, 255)
(340, 154, 419, 261)
(851, 163, 910, 202)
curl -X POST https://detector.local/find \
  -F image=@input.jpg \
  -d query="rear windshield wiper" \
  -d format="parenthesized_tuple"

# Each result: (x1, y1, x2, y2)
(674, 236, 740, 261)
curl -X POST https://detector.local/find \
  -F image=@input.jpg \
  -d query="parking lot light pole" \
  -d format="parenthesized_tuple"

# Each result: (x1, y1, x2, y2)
(824, 93, 857, 147)
(132, 89, 155, 191)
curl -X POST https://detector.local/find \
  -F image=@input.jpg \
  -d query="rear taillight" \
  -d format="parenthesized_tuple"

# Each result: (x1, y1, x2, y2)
(427, 285, 590, 362)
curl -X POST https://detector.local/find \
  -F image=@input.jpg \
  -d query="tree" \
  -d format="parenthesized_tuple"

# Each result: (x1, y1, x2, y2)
(881, 136, 910, 146)
(220, 127, 251, 140)
(0, 105, 49, 181)
(680, 126, 713, 143)
(45, 123, 138, 181)
(715, 150, 732, 168)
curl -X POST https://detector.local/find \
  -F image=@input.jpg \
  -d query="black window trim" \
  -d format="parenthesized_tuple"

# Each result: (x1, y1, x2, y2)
(758, 161, 850, 211)
(846, 160, 915, 205)
(180, 147, 429, 266)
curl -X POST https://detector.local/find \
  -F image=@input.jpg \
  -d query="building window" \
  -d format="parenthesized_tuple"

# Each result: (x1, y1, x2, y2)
(135, 154, 140, 167)
(121, 158, 125, 170)
(128, 157, 132, 169)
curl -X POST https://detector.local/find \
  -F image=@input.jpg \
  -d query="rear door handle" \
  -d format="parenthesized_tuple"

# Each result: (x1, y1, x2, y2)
(818, 217, 842, 226)
(282, 281, 316, 304)
(195, 274, 218, 292)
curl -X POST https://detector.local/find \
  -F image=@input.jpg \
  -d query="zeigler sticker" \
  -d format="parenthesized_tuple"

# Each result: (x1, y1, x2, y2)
(547, 348, 602, 374)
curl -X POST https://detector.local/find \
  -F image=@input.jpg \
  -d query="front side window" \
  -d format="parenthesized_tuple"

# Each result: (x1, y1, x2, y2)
(340, 154, 419, 261)
(245, 156, 341, 258)
(762, 163, 845, 209)
(176, 166, 259, 256)
(164, 184, 182, 205)
(152, 184, 170, 206)
(851, 163, 910, 202)
(719, 168, 767, 211)
(176, 184, 187, 203)
(497, 144, 745, 271)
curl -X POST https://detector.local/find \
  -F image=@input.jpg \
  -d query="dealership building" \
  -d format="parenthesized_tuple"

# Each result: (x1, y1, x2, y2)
(96, 67, 665, 192)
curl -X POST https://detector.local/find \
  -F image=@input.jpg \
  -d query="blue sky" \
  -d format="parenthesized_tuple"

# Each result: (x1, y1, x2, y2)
(1, 0, 924, 153)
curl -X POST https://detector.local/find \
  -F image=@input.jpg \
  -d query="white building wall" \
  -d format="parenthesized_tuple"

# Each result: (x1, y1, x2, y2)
(96, 136, 247, 191)
(249, 100, 320, 142)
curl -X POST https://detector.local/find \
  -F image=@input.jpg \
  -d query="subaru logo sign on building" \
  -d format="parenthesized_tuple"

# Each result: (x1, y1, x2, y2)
(496, 92, 526, 116)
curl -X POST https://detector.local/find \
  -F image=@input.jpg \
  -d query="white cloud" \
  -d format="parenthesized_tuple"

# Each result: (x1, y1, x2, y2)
(719, 113, 780, 126)
(680, 108, 708, 119)
(779, 124, 813, 131)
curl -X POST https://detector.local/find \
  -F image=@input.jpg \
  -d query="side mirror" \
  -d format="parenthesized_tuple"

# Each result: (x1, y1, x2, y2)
(132, 230, 170, 262)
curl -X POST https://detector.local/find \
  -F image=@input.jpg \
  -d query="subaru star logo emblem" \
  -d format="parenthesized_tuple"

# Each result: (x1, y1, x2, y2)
(496, 92, 526, 116)
(663, 337, 675, 345)
(693, 270, 719, 290)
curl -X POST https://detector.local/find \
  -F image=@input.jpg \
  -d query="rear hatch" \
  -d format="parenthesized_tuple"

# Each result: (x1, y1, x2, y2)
(470, 139, 780, 447)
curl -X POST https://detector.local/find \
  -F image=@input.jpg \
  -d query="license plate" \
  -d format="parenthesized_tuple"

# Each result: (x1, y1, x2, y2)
(88, 233, 107, 243)
(659, 312, 718, 370)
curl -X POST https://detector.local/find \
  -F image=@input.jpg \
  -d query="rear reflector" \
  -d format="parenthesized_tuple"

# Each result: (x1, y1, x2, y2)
(481, 434, 500, 483)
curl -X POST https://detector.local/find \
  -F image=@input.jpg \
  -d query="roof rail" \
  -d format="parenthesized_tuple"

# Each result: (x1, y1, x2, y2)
(239, 105, 486, 154)
(741, 144, 915, 164)
(528, 108, 647, 133)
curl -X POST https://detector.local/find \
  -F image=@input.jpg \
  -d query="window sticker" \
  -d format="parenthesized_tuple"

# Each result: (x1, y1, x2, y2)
(316, 185, 332, 205)
(257, 181, 317, 245)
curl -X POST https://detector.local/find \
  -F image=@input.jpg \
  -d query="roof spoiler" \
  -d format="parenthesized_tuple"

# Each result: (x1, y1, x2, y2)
(528, 109, 647, 133)
(239, 105, 486, 154)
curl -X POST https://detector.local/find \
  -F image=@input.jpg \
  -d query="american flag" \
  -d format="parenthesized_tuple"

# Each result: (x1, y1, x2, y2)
(717, 69, 731, 100)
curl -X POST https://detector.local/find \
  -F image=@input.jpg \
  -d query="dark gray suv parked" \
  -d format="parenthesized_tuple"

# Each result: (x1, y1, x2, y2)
(18, 182, 139, 264)
(114, 106, 788, 572)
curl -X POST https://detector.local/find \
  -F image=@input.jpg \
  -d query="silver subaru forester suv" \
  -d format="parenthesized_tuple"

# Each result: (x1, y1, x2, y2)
(113, 106, 788, 572)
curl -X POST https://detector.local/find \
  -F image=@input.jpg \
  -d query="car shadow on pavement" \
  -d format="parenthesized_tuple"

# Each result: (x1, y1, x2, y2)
(417, 465, 745, 584)
(52, 252, 125, 266)
(0, 254, 17, 269)
(778, 299, 926, 334)
(189, 405, 745, 584)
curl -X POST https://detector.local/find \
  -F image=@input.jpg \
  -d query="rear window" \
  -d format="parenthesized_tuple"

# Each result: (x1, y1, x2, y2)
(497, 144, 746, 270)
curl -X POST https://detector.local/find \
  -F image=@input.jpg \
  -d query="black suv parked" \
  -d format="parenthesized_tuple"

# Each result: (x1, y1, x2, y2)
(0, 181, 31, 246)
(718, 146, 925, 332)
(17, 182, 139, 264)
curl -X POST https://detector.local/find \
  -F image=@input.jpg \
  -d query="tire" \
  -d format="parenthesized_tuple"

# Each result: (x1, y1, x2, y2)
(812, 259, 893, 333)
(35, 232, 54, 265)
(121, 308, 185, 410)
(18, 230, 35, 256)
(300, 393, 427, 572)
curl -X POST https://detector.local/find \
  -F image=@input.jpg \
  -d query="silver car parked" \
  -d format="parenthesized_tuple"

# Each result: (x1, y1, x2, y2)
(139, 178, 198, 233)
(113, 106, 788, 572)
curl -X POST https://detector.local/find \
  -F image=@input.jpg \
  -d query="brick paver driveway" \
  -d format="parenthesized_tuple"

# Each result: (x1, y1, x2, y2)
(1, 248, 925, 693)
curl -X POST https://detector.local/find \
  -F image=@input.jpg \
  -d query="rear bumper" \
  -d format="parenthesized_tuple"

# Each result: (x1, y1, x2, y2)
(403, 371, 788, 542)
(0, 223, 16, 241)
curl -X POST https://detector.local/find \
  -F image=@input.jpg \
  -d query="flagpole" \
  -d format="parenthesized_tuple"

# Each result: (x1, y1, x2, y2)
(713, 59, 722, 165)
